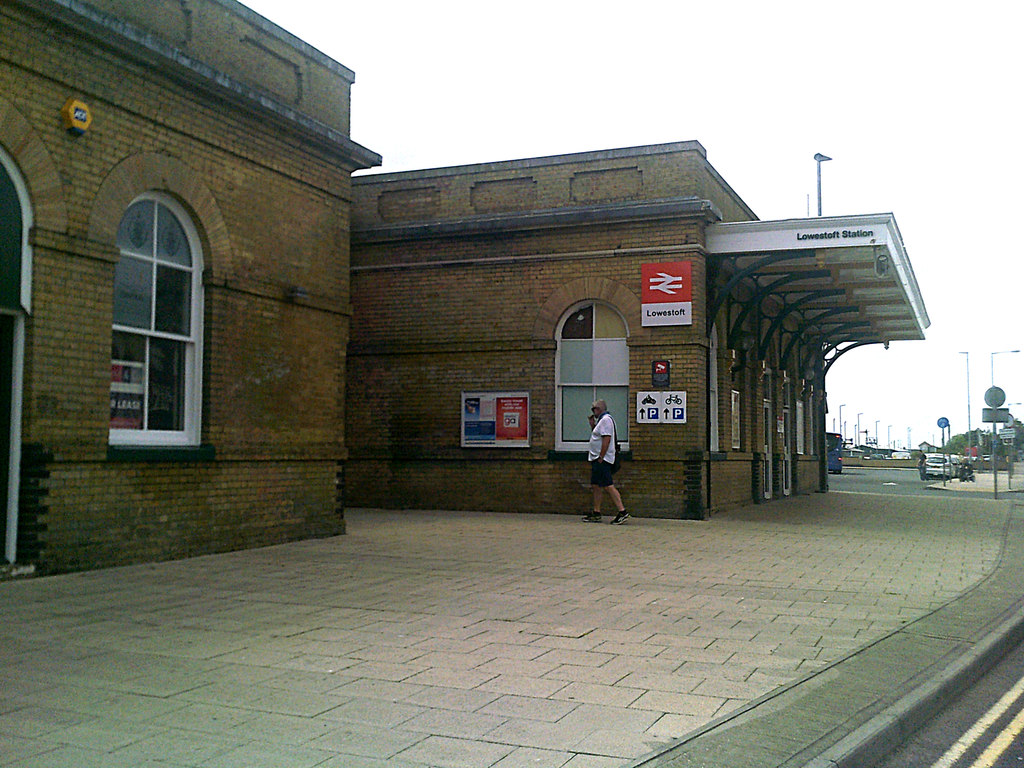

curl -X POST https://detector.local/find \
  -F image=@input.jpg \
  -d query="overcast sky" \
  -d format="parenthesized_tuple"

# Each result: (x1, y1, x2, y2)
(242, 0, 1023, 449)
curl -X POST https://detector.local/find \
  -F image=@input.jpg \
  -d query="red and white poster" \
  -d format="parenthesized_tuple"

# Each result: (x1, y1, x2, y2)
(641, 261, 693, 326)
(110, 361, 144, 429)
(462, 391, 530, 447)
(496, 397, 529, 441)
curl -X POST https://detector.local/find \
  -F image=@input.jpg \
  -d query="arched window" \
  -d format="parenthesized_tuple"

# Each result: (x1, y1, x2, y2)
(556, 302, 629, 450)
(110, 195, 203, 445)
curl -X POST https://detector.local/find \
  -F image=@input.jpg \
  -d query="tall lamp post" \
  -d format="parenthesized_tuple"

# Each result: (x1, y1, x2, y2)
(960, 352, 972, 458)
(839, 404, 846, 442)
(992, 349, 1020, 385)
(857, 412, 863, 449)
(814, 153, 832, 216)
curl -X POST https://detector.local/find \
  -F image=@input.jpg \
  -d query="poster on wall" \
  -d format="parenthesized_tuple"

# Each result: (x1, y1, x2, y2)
(462, 391, 530, 447)
(110, 361, 144, 429)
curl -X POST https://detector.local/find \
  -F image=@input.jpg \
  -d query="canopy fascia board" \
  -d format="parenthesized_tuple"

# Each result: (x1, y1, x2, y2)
(706, 214, 929, 341)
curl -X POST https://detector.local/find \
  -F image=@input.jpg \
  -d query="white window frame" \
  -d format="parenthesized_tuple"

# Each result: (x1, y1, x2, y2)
(554, 301, 629, 452)
(109, 193, 204, 447)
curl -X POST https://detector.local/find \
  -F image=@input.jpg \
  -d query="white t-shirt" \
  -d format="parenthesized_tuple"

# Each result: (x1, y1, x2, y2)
(588, 413, 616, 463)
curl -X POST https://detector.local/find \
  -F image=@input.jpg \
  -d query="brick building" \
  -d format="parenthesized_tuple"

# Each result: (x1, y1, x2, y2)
(1, 0, 378, 572)
(346, 144, 928, 518)
(2, 1, 928, 573)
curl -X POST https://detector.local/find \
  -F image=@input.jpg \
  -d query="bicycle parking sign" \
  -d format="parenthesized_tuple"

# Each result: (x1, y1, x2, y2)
(636, 391, 687, 424)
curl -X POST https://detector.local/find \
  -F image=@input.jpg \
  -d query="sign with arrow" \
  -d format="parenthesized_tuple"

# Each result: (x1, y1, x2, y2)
(637, 391, 687, 424)
(641, 262, 693, 327)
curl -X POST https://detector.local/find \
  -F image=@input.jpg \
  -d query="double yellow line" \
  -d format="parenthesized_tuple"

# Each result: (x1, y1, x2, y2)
(932, 672, 1024, 768)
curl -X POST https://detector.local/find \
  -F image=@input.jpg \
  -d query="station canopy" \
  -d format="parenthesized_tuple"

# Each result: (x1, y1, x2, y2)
(705, 214, 929, 352)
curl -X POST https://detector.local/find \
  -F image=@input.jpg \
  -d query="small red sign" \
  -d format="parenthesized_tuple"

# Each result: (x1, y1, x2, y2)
(641, 261, 692, 304)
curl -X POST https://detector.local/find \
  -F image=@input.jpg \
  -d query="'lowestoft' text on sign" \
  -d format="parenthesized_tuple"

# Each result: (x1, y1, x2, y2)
(796, 229, 875, 241)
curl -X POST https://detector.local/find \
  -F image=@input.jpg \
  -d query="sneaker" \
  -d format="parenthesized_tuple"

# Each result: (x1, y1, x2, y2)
(610, 511, 629, 525)
(582, 514, 602, 523)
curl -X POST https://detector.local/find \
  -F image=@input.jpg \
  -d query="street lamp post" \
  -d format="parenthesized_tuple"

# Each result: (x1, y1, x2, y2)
(814, 153, 832, 216)
(857, 412, 863, 449)
(961, 352, 971, 458)
(839, 404, 846, 442)
(992, 350, 1020, 385)
(888, 424, 892, 449)
(875, 420, 880, 447)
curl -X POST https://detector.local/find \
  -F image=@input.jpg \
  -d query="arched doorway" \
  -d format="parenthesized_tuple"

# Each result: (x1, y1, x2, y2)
(1, 150, 29, 564)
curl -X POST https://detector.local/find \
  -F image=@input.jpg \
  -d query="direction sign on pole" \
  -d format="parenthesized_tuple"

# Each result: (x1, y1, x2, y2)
(983, 408, 1010, 423)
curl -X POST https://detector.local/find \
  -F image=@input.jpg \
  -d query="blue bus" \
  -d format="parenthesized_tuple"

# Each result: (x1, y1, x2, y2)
(826, 431, 843, 474)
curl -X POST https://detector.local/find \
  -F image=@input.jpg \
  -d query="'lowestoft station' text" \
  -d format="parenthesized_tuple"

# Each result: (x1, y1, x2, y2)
(796, 229, 875, 241)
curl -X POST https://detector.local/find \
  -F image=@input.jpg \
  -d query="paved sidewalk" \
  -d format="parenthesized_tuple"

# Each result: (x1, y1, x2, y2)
(927, 469, 1024, 494)
(0, 493, 1020, 767)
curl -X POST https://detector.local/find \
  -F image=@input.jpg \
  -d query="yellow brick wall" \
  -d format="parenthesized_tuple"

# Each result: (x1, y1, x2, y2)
(347, 207, 715, 516)
(65, 0, 354, 134)
(348, 145, 825, 517)
(351, 142, 756, 229)
(2, 1, 364, 571)
(42, 460, 338, 573)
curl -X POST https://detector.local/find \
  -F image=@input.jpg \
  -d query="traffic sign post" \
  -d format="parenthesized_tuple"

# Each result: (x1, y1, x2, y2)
(937, 417, 950, 487)
(984, 386, 1008, 499)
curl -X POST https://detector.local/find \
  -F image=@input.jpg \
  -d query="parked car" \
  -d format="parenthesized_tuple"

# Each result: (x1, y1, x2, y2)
(924, 455, 953, 480)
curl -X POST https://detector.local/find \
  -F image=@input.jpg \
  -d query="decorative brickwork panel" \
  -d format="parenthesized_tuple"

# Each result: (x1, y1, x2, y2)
(378, 187, 441, 222)
(570, 167, 642, 203)
(471, 178, 537, 213)
(73, 0, 355, 133)
(351, 142, 758, 229)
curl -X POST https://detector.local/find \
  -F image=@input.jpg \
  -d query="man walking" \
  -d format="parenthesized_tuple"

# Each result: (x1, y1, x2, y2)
(583, 400, 629, 524)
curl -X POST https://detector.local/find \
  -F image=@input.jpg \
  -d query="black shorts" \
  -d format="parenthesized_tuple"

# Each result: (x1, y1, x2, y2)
(590, 460, 615, 488)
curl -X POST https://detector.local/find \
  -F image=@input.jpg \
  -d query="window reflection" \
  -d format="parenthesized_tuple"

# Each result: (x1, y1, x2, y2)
(557, 302, 629, 446)
(110, 197, 198, 438)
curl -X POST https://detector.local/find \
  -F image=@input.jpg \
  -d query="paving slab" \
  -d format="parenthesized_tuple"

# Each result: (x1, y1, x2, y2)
(0, 492, 1021, 768)
(635, 494, 1024, 768)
